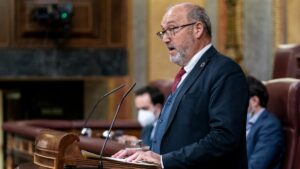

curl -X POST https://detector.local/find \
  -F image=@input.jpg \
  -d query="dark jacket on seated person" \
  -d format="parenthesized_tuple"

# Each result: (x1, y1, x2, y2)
(247, 109, 285, 169)
(246, 75, 285, 169)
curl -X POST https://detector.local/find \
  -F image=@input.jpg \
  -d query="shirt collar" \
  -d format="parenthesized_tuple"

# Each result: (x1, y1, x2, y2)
(184, 43, 212, 73)
(247, 108, 265, 124)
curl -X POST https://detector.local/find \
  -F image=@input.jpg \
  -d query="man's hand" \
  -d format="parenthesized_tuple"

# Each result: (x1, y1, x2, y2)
(112, 149, 161, 166)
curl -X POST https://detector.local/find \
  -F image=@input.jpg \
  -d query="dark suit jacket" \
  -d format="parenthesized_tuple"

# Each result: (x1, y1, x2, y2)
(247, 110, 284, 169)
(141, 124, 154, 147)
(161, 46, 249, 169)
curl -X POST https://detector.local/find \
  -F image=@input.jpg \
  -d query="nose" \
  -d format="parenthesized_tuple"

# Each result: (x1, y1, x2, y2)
(162, 33, 171, 43)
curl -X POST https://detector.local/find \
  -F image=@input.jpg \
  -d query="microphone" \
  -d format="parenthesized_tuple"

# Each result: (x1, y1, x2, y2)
(81, 84, 126, 137)
(98, 82, 136, 168)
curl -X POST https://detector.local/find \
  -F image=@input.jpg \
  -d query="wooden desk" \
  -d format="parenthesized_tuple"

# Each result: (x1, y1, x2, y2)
(3, 119, 141, 169)
(16, 162, 38, 169)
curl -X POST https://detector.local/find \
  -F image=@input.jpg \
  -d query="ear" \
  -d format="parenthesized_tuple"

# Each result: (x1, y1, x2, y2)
(251, 96, 260, 107)
(194, 22, 205, 38)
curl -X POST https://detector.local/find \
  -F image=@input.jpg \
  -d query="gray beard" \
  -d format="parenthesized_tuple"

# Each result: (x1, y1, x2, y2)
(169, 52, 185, 66)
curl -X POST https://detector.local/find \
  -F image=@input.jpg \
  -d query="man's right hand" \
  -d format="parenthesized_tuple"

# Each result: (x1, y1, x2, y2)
(112, 149, 162, 167)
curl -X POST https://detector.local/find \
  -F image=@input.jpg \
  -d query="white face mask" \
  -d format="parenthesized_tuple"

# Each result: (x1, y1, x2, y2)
(137, 109, 156, 127)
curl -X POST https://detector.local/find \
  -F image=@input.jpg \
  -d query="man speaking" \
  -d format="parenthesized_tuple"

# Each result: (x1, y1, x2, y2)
(113, 3, 249, 169)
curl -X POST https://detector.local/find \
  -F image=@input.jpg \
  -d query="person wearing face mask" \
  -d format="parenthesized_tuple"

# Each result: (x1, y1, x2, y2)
(113, 3, 249, 169)
(135, 86, 165, 146)
(116, 86, 165, 147)
(246, 76, 284, 169)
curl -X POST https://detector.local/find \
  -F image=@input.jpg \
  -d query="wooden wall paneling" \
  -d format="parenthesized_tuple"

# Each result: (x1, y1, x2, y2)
(12, 0, 107, 48)
(287, 0, 300, 43)
(66, 0, 107, 47)
(14, 0, 61, 47)
(274, 0, 287, 46)
(0, 0, 10, 47)
(10, 0, 127, 48)
(107, 76, 133, 120)
(13, 0, 34, 47)
(107, 0, 127, 47)
(12, 0, 54, 47)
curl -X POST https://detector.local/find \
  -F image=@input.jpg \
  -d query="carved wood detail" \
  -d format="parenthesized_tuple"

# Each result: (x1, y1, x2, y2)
(2, 0, 127, 48)
(0, 0, 10, 47)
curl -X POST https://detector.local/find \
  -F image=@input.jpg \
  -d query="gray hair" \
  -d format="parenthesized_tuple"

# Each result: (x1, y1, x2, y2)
(185, 4, 212, 37)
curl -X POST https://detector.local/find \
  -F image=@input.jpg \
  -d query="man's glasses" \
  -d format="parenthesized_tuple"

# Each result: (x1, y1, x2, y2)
(156, 22, 196, 40)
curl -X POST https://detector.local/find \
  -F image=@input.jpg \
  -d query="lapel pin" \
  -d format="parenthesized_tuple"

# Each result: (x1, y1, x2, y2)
(200, 62, 206, 68)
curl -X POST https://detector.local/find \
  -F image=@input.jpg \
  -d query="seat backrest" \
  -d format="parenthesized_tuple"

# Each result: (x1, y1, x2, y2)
(293, 85, 300, 169)
(273, 44, 300, 79)
(264, 78, 300, 169)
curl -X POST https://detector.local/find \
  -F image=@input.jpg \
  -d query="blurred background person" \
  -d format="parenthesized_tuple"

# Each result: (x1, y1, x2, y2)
(246, 75, 285, 169)
(116, 86, 165, 147)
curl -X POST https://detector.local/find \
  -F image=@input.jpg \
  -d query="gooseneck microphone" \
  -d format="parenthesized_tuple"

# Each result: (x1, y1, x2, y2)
(98, 82, 136, 168)
(81, 84, 126, 136)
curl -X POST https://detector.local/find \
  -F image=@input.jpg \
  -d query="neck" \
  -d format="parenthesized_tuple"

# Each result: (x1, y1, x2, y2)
(251, 106, 263, 116)
(198, 37, 211, 48)
(183, 38, 211, 66)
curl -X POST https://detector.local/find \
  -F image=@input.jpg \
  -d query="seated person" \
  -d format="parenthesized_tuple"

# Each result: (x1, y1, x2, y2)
(116, 86, 165, 147)
(246, 76, 285, 169)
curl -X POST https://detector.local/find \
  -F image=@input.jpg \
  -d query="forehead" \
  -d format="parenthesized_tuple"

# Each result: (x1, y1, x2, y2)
(135, 93, 153, 108)
(161, 6, 188, 27)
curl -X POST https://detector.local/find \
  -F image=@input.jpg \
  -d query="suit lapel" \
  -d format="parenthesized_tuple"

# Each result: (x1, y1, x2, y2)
(247, 110, 268, 143)
(162, 46, 217, 136)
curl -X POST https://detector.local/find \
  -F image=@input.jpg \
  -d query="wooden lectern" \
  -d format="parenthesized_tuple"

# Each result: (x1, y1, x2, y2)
(32, 129, 159, 169)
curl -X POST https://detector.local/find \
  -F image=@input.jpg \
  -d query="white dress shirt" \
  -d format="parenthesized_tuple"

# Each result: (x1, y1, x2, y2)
(246, 108, 265, 136)
(176, 43, 212, 88)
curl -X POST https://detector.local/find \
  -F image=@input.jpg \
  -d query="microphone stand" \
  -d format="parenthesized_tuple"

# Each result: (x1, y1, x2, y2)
(81, 84, 126, 136)
(98, 82, 136, 169)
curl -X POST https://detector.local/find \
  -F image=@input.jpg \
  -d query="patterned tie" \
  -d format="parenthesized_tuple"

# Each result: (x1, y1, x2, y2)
(171, 67, 186, 92)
